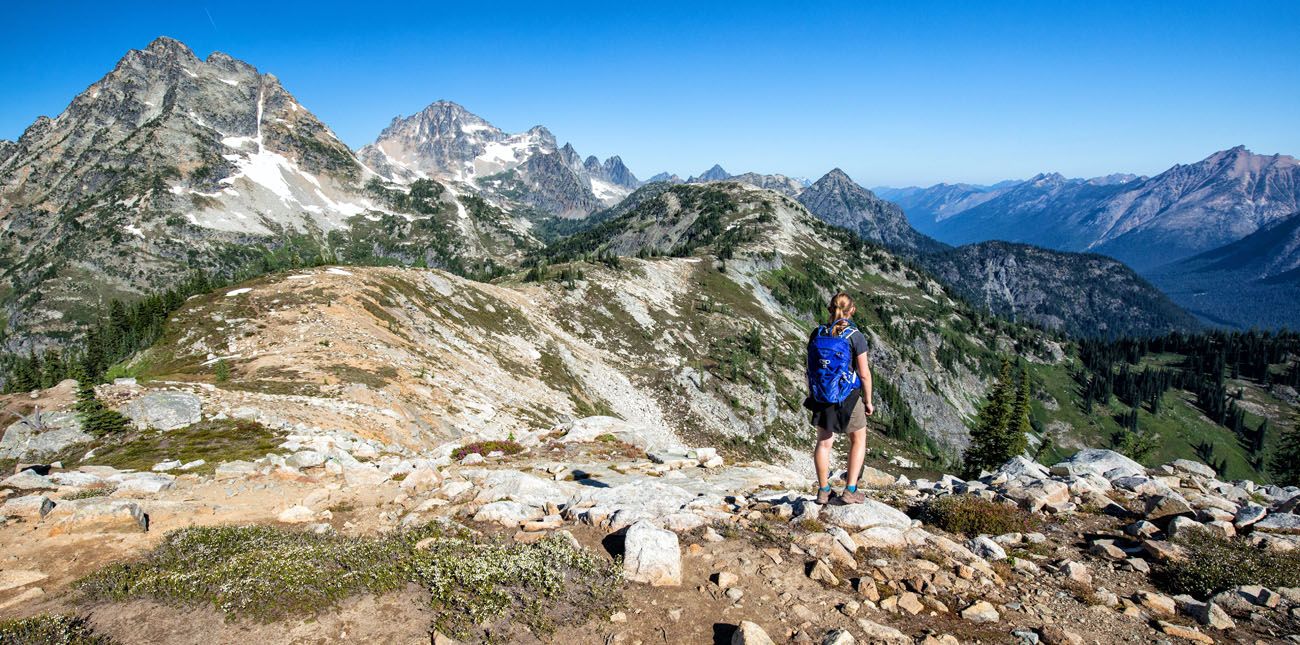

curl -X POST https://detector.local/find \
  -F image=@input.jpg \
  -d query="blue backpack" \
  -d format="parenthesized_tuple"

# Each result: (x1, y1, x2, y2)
(807, 319, 862, 404)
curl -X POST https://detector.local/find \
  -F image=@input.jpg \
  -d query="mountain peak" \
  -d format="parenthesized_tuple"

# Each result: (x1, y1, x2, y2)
(143, 36, 194, 57)
(695, 164, 729, 182)
(818, 168, 855, 185)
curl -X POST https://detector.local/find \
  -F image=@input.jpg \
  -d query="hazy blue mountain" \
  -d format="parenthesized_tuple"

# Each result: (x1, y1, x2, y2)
(897, 148, 1299, 272)
(1149, 210, 1300, 329)
(797, 169, 947, 254)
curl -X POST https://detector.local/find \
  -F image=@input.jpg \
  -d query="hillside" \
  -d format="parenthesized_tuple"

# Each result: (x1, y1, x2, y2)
(1149, 210, 1300, 329)
(919, 242, 1200, 339)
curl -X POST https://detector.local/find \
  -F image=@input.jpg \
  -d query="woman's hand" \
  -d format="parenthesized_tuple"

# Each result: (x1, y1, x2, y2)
(864, 400, 875, 416)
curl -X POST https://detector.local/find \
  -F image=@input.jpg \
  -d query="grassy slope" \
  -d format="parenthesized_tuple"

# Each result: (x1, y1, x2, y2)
(1030, 356, 1296, 482)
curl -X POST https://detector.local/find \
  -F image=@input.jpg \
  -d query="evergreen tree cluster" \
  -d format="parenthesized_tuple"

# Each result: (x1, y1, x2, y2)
(963, 358, 1033, 476)
(1077, 329, 1298, 472)
(1, 271, 220, 393)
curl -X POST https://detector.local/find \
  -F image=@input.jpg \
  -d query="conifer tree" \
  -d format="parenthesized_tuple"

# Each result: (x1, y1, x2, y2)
(963, 358, 1015, 476)
(1270, 425, 1300, 486)
(74, 379, 130, 437)
(1007, 362, 1032, 458)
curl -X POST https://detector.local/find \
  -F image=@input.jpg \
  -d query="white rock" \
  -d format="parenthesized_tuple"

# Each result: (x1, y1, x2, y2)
(731, 621, 776, 645)
(277, 505, 316, 523)
(1051, 449, 1145, 481)
(473, 500, 543, 527)
(286, 450, 326, 469)
(855, 618, 909, 644)
(215, 460, 257, 478)
(48, 472, 103, 487)
(152, 460, 182, 472)
(967, 536, 1008, 561)
(820, 500, 911, 531)
(1, 470, 55, 490)
(111, 472, 174, 493)
(623, 520, 682, 586)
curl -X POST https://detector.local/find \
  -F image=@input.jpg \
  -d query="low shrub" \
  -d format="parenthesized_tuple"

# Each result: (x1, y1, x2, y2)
(1154, 529, 1300, 599)
(63, 487, 115, 501)
(916, 495, 1038, 537)
(76, 523, 621, 639)
(451, 440, 525, 461)
(0, 614, 113, 645)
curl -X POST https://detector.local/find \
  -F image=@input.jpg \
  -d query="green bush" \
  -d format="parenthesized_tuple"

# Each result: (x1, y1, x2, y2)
(77, 523, 621, 639)
(0, 614, 113, 645)
(452, 440, 525, 461)
(917, 495, 1038, 537)
(1155, 529, 1300, 599)
(213, 359, 230, 383)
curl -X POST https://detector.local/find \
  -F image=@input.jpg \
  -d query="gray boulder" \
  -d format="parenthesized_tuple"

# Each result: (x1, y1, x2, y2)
(1051, 449, 1145, 480)
(0, 411, 91, 460)
(46, 499, 147, 535)
(121, 391, 202, 430)
(968, 536, 1007, 561)
(1, 470, 55, 490)
(820, 500, 911, 531)
(1169, 459, 1217, 479)
(1254, 513, 1300, 534)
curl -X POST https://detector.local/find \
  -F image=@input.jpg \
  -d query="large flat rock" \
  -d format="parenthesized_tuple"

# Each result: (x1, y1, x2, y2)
(121, 391, 202, 430)
(0, 411, 91, 460)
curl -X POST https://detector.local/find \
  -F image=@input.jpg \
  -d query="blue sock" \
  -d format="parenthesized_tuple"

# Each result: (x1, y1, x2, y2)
(819, 485, 831, 491)
(846, 485, 858, 493)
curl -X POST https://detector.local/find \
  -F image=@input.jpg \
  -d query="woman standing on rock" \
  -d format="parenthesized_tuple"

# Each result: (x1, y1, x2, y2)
(805, 292, 874, 504)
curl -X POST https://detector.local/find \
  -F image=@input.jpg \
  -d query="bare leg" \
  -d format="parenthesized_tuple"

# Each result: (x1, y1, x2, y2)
(814, 427, 835, 488)
(845, 428, 867, 488)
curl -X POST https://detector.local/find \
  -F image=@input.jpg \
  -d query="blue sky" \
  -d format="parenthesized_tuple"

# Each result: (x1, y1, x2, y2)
(1, 1, 1297, 186)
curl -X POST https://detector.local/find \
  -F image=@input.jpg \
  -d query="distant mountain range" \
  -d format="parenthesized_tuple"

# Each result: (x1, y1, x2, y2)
(883, 147, 1300, 273)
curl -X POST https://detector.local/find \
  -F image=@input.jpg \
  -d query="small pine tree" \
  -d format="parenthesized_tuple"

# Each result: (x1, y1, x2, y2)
(214, 359, 230, 383)
(1007, 363, 1032, 458)
(963, 358, 1015, 476)
(1270, 425, 1300, 486)
(75, 379, 130, 437)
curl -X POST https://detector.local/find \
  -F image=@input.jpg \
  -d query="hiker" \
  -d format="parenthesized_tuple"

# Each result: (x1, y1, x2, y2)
(806, 292, 874, 504)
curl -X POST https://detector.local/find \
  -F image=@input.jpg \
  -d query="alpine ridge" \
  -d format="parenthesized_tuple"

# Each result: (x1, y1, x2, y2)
(358, 100, 639, 218)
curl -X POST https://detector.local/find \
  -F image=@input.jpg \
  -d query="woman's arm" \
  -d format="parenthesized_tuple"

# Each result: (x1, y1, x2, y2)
(856, 353, 874, 415)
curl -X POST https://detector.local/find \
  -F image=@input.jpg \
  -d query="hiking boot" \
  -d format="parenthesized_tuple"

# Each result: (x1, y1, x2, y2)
(815, 487, 833, 505)
(839, 488, 866, 504)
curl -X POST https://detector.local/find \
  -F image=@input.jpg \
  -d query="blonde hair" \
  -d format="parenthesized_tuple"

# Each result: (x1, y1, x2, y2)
(828, 292, 855, 335)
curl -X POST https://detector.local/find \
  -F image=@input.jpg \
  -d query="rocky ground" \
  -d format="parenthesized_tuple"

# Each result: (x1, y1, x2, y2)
(2, 380, 1300, 643)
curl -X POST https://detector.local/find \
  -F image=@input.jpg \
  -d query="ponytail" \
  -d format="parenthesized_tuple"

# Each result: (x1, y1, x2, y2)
(828, 292, 855, 335)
